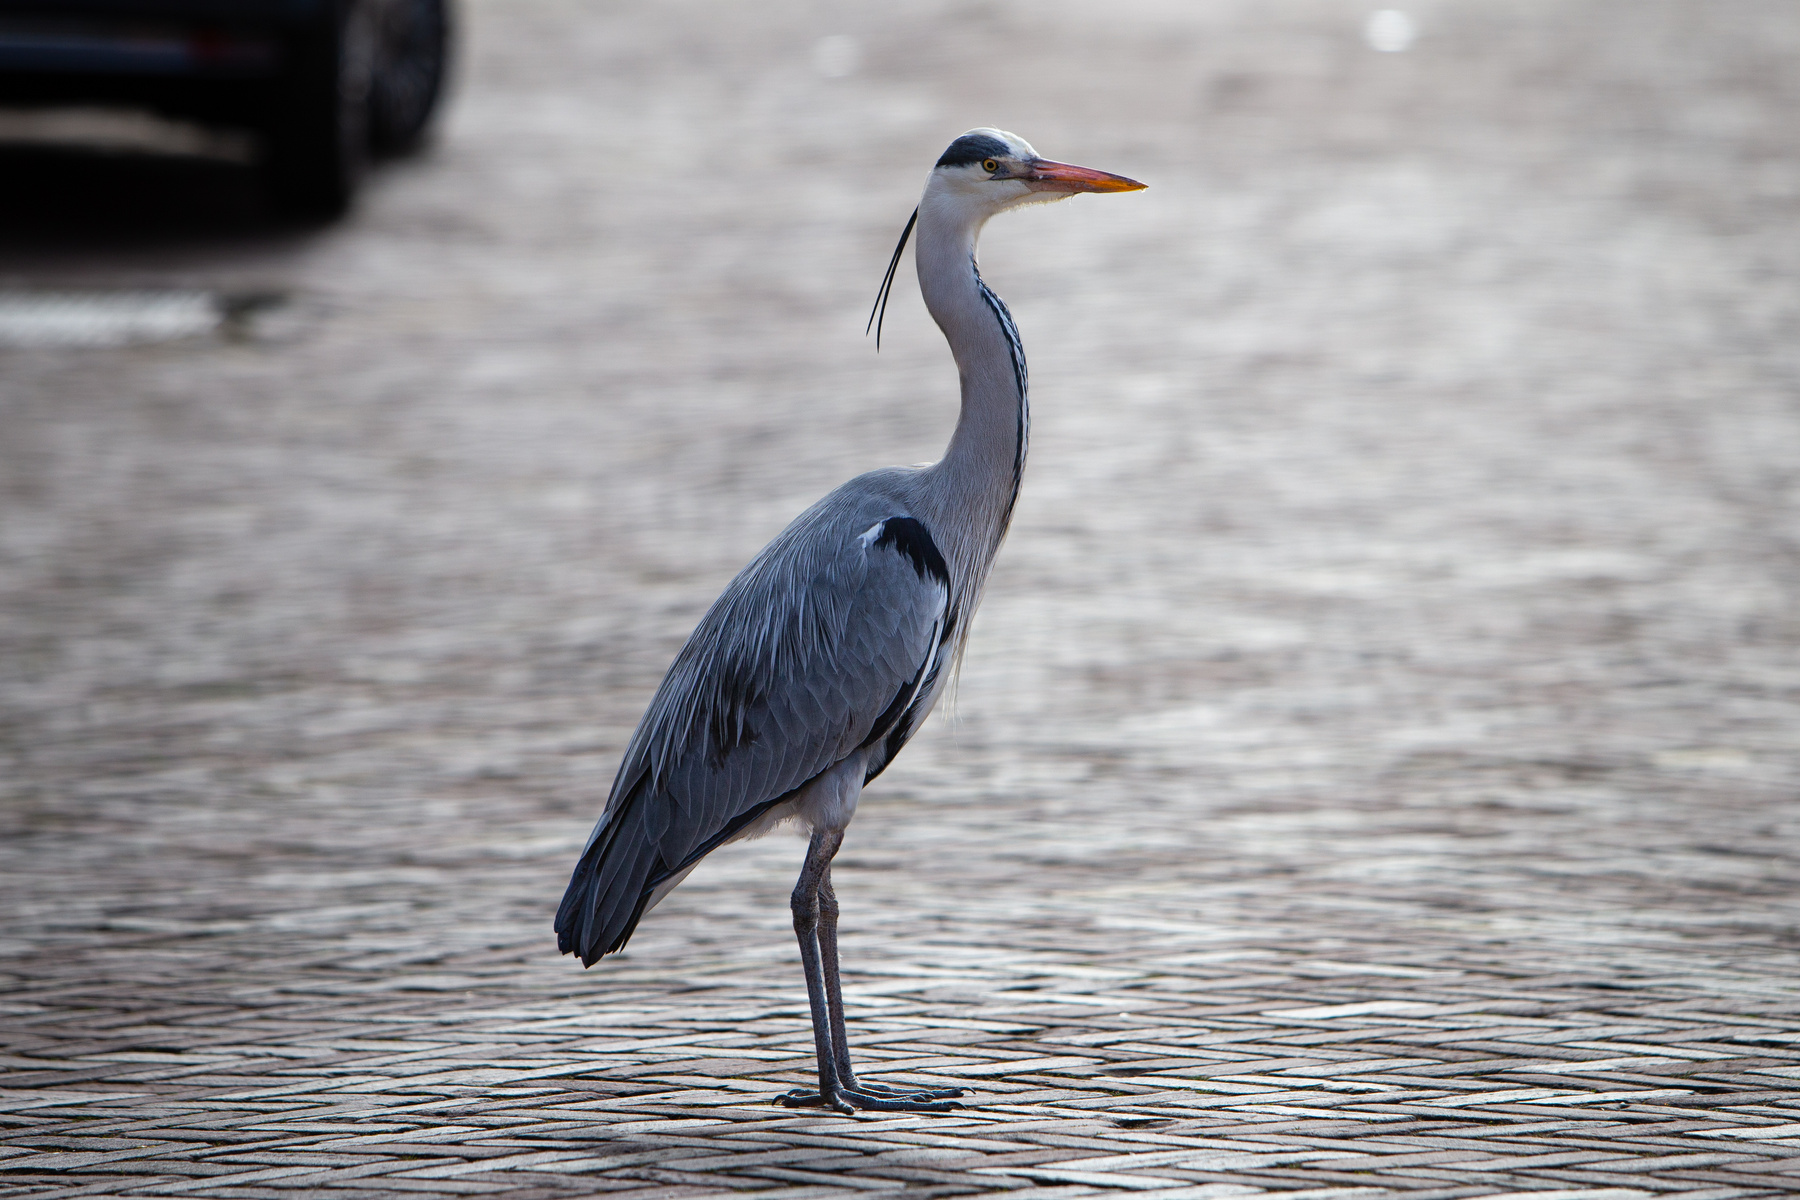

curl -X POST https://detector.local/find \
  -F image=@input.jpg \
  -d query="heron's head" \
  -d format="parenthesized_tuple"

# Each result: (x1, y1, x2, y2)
(867, 129, 1145, 346)
(926, 128, 1146, 221)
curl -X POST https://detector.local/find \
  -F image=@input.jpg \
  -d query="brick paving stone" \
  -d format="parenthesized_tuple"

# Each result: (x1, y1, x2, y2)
(5, 0, 1800, 1196)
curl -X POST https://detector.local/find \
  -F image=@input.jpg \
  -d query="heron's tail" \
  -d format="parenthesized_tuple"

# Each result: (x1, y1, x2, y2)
(554, 780, 801, 966)
(554, 784, 666, 966)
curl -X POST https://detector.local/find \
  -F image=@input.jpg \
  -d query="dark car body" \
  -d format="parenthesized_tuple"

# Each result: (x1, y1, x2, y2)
(0, 0, 449, 215)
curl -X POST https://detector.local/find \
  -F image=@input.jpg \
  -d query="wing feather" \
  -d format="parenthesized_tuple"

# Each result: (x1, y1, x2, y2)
(556, 485, 950, 964)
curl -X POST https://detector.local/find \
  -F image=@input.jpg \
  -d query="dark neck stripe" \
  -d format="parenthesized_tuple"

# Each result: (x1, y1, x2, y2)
(972, 260, 1029, 535)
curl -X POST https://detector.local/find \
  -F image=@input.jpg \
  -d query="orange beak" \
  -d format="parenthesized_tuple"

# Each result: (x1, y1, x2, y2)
(1025, 158, 1147, 194)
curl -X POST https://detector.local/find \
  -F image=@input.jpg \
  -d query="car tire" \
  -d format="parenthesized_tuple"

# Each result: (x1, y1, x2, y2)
(369, 0, 450, 155)
(265, 0, 377, 219)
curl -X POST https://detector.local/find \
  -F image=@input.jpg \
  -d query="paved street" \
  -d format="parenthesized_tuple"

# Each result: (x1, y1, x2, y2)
(4, 0, 1800, 1194)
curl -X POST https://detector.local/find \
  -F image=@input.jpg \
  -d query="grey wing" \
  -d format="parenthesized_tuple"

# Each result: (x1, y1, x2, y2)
(555, 507, 951, 965)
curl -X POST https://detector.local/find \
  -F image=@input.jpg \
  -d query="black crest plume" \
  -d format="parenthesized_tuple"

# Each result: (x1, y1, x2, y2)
(866, 206, 919, 351)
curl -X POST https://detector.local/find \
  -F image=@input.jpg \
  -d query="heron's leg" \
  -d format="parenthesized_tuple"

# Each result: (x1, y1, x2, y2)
(817, 870, 855, 1081)
(780, 828, 852, 1114)
(818, 872, 964, 1102)
(777, 830, 961, 1114)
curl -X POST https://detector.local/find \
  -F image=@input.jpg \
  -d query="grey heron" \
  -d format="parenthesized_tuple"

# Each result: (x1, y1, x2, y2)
(556, 129, 1144, 1114)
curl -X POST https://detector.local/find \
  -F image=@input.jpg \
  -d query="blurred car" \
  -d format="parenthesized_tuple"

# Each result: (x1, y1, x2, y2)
(0, 0, 450, 216)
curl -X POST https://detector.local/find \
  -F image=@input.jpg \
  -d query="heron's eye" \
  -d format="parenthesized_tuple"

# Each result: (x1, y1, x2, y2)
(982, 159, 999, 174)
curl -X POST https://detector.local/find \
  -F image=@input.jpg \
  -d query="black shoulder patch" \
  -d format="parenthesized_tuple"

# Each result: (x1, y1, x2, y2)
(936, 132, 1010, 168)
(872, 517, 950, 586)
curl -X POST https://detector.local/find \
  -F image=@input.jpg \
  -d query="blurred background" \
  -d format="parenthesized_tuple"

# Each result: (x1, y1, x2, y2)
(3, 0, 1800, 1180)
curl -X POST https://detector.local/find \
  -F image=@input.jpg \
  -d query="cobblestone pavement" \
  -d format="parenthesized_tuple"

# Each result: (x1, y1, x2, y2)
(5, 0, 1800, 1195)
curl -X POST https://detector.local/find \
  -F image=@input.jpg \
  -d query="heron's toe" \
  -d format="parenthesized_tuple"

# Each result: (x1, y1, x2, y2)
(775, 1088, 855, 1115)
(849, 1080, 966, 1100)
(775, 1084, 963, 1114)
(840, 1088, 964, 1112)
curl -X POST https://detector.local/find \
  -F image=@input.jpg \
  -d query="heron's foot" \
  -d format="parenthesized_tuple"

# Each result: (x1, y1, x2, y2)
(844, 1078, 966, 1101)
(776, 1085, 964, 1113)
(777, 1087, 854, 1114)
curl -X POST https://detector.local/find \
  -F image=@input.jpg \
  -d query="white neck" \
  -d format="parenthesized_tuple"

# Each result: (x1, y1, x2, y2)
(914, 189, 1029, 604)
